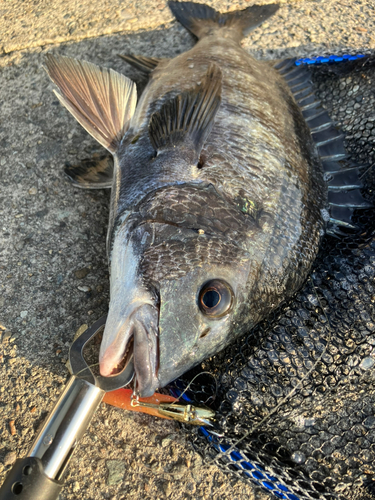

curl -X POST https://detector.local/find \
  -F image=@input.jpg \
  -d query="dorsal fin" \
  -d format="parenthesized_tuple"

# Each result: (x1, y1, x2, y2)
(275, 58, 373, 236)
(118, 54, 163, 74)
(45, 54, 137, 153)
(148, 63, 222, 161)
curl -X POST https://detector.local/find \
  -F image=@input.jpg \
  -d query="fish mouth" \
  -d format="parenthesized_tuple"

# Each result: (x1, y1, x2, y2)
(104, 335, 134, 376)
(99, 303, 159, 397)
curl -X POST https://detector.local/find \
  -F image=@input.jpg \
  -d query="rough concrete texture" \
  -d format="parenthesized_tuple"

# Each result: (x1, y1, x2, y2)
(2, 0, 375, 59)
(0, 1, 374, 499)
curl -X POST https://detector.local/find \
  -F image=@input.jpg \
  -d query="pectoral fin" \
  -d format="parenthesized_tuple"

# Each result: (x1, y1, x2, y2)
(64, 152, 113, 189)
(45, 54, 137, 153)
(148, 63, 222, 161)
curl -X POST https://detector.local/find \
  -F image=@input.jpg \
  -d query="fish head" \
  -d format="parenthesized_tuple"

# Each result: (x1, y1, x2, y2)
(100, 184, 261, 397)
(156, 254, 253, 390)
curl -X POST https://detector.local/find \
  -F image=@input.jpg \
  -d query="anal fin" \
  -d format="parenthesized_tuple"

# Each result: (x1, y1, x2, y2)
(119, 54, 163, 74)
(64, 153, 114, 189)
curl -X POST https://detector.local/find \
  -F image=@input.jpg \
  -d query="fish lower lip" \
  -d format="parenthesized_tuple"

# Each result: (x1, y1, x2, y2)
(99, 304, 159, 396)
(133, 312, 159, 397)
(107, 336, 134, 377)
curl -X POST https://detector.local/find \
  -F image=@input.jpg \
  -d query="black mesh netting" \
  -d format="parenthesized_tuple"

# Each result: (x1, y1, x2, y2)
(169, 56, 375, 500)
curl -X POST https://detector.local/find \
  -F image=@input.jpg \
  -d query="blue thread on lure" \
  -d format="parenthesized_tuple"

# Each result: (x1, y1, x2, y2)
(295, 53, 366, 66)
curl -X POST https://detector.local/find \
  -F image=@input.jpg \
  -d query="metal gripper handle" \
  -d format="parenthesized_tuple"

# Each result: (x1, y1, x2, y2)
(0, 315, 134, 500)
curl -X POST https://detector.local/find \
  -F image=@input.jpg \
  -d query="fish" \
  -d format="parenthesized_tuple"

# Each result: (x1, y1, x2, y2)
(44, 1, 369, 398)
(178, 59, 375, 499)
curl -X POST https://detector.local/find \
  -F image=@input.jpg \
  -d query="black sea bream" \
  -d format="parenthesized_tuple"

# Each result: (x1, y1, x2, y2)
(45, 1, 368, 397)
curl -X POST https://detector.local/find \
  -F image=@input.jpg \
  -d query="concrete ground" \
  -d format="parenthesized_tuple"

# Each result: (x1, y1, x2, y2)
(0, 1, 374, 499)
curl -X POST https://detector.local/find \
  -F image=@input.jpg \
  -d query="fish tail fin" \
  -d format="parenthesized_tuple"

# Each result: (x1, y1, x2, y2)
(168, 1, 279, 42)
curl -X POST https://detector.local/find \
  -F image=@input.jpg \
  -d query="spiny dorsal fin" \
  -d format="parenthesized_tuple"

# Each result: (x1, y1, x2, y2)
(45, 54, 137, 153)
(168, 1, 279, 42)
(275, 58, 373, 235)
(64, 153, 114, 189)
(119, 54, 163, 74)
(148, 63, 222, 159)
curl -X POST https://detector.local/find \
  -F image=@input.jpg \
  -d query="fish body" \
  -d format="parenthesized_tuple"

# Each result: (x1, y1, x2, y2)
(108, 25, 327, 394)
(45, 2, 363, 397)
(182, 59, 375, 500)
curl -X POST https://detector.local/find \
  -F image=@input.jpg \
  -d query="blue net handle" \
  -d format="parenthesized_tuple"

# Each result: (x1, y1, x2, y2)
(295, 53, 366, 66)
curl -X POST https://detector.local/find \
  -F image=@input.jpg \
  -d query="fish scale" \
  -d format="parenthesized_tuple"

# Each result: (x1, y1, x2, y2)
(176, 58, 375, 500)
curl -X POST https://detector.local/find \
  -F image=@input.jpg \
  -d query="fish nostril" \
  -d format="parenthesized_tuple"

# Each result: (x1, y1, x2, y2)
(199, 327, 210, 339)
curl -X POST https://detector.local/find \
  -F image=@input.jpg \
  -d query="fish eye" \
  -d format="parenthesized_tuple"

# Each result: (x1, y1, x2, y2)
(198, 280, 234, 318)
